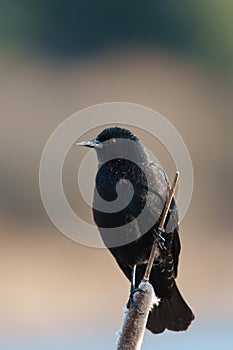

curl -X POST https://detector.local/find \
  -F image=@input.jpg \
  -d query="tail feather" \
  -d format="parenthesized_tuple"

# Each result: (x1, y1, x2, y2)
(147, 282, 194, 334)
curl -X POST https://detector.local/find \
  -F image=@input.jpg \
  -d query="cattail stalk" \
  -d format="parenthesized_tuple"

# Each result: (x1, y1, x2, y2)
(116, 172, 179, 350)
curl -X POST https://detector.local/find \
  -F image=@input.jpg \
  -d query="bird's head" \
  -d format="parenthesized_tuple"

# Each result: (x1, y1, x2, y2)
(77, 127, 145, 164)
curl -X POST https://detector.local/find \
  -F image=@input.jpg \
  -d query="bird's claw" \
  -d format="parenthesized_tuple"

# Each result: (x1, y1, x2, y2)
(153, 227, 167, 250)
(126, 287, 145, 314)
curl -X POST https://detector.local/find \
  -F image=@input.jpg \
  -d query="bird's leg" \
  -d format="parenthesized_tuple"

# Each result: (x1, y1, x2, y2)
(126, 265, 145, 314)
(153, 227, 167, 250)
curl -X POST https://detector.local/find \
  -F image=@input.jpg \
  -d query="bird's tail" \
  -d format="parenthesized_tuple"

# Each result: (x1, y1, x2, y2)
(146, 281, 195, 333)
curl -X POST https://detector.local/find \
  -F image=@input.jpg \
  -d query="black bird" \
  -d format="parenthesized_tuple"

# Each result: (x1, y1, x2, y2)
(78, 127, 194, 333)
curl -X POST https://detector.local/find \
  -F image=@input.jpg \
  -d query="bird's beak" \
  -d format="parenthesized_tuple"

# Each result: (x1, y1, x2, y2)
(75, 138, 103, 149)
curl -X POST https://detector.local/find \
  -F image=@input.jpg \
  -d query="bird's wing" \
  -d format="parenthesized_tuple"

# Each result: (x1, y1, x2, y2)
(149, 161, 181, 277)
(172, 226, 181, 278)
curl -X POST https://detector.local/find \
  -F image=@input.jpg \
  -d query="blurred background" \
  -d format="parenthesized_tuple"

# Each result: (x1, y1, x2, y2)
(0, 1, 233, 349)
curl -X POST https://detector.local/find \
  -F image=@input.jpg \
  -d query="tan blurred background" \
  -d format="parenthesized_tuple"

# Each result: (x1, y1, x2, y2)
(0, 1, 233, 349)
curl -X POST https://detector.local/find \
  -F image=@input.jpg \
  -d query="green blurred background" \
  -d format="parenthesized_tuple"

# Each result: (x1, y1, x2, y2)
(0, 1, 232, 349)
